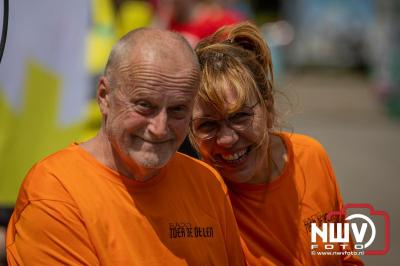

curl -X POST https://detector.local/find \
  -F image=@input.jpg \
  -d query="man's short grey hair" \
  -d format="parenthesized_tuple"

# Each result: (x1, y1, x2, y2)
(104, 28, 198, 89)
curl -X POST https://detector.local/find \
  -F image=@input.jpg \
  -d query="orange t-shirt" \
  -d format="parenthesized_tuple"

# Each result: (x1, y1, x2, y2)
(226, 133, 364, 266)
(6, 144, 245, 265)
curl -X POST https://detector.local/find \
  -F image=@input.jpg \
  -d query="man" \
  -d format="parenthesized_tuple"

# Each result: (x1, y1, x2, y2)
(6, 28, 245, 265)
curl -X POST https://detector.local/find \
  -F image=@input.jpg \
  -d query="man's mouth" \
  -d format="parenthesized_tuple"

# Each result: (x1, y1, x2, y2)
(134, 135, 171, 144)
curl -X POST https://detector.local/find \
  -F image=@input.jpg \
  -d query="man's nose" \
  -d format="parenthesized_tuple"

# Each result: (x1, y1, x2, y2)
(148, 109, 169, 139)
(215, 123, 239, 148)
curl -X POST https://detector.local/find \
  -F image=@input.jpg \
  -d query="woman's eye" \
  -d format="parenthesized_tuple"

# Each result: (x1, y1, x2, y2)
(230, 112, 252, 123)
(198, 121, 218, 131)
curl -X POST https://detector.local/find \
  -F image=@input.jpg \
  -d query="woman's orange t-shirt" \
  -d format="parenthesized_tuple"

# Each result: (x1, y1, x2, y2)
(227, 133, 364, 266)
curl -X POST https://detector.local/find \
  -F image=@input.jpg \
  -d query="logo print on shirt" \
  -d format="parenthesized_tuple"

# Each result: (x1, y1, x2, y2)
(169, 223, 214, 239)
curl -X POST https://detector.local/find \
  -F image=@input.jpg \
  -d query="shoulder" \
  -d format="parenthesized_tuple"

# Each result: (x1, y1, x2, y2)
(281, 132, 329, 159)
(11, 147, 82, 230)
(280, 132, 335, 175)
(280, 132, 337, 182)
(23, 145, 84, 193)
(174, 152, 221, 176)
(34, 144, 84, 171)
(170, 152, 227, 192)
(16, 145, 82, 207)
(283, 132, 325, 150)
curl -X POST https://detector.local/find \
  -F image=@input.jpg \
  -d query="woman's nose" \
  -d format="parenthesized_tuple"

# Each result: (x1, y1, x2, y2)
(215, 124, 239, 148)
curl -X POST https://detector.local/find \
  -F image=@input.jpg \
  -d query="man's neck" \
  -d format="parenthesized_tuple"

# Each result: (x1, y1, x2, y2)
(80, 130, 161, 182)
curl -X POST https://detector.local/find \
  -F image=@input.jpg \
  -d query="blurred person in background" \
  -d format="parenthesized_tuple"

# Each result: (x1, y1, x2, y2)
(0, 228, 5, 265)
(152, 0, 247, 46)
(190, 22, 364, 265)
(1, 208, 13, 265)
(6, 28, 245, 265)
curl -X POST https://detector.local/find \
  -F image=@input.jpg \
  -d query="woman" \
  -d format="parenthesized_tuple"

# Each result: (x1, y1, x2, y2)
(189, 22, 363, 265)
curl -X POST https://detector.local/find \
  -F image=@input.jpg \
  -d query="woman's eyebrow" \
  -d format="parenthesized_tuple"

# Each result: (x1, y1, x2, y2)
(193, 115, 216, 120)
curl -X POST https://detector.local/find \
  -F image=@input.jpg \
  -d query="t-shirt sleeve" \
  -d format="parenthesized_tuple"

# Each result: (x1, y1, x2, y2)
(316, 144, 364, 266)
(7, 199, 99, 266)
(6, 161, 99, 266)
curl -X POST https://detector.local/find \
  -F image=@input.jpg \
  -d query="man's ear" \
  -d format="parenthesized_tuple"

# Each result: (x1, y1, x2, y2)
(97, 77, 111, 116)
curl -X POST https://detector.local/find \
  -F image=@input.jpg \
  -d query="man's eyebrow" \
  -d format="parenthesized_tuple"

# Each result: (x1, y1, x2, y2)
(128, 89, 159, 98)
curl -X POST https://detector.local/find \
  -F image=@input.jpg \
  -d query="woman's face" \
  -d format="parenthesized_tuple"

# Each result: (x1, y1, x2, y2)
(192, 85, 270, 184)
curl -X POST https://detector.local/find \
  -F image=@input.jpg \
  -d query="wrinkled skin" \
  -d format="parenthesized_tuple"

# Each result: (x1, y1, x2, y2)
(83, 30, 200, 181)
(192, 85, 286, 184)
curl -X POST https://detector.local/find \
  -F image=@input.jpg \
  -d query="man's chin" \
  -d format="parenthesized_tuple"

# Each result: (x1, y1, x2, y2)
(131, 151, 173, 169)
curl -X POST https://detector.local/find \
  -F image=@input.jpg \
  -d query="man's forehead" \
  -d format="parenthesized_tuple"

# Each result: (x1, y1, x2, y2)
(127, 86, 197, 99)
(113, 59, 198, 87)
(115, 62, 200, 96)
(129, 43, 196, 68)
(126, 29, 194, 61)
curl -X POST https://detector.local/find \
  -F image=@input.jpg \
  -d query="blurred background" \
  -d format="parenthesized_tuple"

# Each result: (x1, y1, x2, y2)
(0, 0, 399, 265)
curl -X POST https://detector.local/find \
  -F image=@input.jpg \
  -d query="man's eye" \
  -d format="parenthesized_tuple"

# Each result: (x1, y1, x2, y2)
(137, 101, 152, 108)
(171, 105, 186, 113)
(169, 105, 188, 119)
(134, 101, 154, 114)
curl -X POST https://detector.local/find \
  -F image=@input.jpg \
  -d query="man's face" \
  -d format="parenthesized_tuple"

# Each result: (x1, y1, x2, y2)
(102, 59, 199, 177)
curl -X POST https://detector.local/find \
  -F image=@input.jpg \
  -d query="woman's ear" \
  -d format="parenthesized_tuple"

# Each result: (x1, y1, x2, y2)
(267, 112, 274, 130)
(263, 98, 274, 130)
(97, 76, 111, 116)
